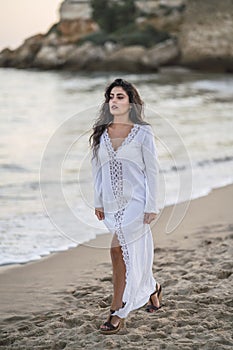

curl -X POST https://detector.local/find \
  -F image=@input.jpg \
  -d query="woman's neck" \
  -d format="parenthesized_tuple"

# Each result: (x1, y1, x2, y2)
(112, 115, 133, 127)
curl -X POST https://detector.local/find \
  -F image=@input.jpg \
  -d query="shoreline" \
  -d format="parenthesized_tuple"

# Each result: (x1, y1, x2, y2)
(1, 181, 233, 273)
(0, 183, 232, 295)
(0, 183, 232, 348)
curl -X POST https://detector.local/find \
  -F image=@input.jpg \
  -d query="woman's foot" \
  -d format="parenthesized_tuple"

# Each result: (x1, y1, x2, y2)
(100, 313, 124, 334)
(146, 283, 162, 313)
(100, 302, 126, 334)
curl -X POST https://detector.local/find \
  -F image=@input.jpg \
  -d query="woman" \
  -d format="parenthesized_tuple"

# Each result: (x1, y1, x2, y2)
(89, 78, 162, 334)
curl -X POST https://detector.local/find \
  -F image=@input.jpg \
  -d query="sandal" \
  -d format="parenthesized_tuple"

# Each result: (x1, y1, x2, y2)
(100, 315, 124, 335)
(146, 283, 162, 313)
(100, 310, 125, 334)
(100, 303, 126, 334)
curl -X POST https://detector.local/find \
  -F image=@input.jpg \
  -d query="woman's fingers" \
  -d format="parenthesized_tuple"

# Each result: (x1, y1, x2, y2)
(95, 208, 105, 220)
(99, 210, 105, 220)
(95, 210, 100, 220)
(143, 213, 149, 224)
(96, 209, 102, 220)
(144, 213, 157, 224)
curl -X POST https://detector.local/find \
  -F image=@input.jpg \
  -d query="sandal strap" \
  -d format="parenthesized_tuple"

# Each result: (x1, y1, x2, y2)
(146, 304, 160, 312)
(103, 321, 117, 331)
(110, 302, 126, 314)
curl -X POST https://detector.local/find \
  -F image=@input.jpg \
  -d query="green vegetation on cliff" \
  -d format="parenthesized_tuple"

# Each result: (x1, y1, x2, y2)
(90, 0, 137, 33)
(80, 0, 170, 47)
(79, 24, 170, 48)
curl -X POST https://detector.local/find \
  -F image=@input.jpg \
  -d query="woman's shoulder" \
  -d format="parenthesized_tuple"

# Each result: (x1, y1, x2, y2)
(138, 123, 154, 137)
(138, 123, 152, 129)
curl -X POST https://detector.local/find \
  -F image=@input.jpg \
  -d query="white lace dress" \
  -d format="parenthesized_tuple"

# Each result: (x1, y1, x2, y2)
(91, 123, 160, 319)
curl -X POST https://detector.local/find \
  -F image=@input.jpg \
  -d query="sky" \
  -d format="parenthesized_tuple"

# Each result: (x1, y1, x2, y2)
(0, 0, 63, 50)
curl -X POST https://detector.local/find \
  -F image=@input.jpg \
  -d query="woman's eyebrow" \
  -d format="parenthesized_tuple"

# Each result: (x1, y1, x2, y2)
(110, 93, 126, 97)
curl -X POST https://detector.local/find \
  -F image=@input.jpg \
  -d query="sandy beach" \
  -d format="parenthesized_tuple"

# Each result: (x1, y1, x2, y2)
(0, 184, 232, 349)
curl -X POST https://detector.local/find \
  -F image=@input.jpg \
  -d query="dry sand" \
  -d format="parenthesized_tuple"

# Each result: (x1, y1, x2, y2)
(0, 185, 232, 349)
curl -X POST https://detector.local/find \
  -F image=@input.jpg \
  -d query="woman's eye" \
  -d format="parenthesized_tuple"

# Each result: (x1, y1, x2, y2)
(109, 95, 125, 100)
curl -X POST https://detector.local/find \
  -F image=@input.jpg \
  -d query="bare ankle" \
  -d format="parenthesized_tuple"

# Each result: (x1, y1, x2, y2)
(111, 304, 121, 311)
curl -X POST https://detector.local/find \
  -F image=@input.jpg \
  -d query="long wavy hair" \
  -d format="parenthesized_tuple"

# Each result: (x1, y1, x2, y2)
(89, 78, 150, 160)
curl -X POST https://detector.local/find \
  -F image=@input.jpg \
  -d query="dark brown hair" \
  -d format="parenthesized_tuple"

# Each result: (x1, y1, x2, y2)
(89, 78, 149, 159)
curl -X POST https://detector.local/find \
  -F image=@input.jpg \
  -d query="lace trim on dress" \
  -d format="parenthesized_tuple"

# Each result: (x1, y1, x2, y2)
(105, 123, 140, 154)
(103, 124, 140, 286)
(114, 208, 130, 282)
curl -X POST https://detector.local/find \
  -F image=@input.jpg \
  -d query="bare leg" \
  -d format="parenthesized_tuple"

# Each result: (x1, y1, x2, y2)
(100, 233, 126, 329)
(110, 233, 126, 311)
(146, 282, 162, 313)
(149, 283, 161, 308)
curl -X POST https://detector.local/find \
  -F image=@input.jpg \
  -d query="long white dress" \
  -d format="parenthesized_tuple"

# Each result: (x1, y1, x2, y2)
(91, 123, 159, 319)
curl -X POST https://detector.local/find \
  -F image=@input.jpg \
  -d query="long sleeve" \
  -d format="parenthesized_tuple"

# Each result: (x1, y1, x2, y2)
(142, 126, 160, 214)
(91, 154, 103, 208)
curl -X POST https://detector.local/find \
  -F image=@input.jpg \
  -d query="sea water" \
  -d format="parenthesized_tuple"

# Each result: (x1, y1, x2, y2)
(0, 67, 233, 265)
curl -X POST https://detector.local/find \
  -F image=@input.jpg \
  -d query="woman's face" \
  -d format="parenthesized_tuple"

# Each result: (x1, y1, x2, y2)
(109, 86, 130, 117)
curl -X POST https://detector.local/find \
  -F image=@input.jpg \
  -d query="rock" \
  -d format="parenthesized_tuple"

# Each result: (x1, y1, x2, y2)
(34, 44, 75, 69)
(33, 46, 62, 69)
(179, 0, 233, 72)
(0, 48, 14, 67)
(57, 19, 99, 44)
(136, 0, 185, 15)
(59, 0, 186, 21)
(1, 0, 232, 73)
(64, 42, 179, 71)
(0, 34, 43, 68)
(140, 9, 184, 35)
(0, 37, 179, 72)
(104, 41, 119, 54)
(104, 45, 153, 72)
(60, 0, 92, 21)
(148, 39, 180, 67)
(65, 42, 106, 70)
(136, 0, 186, 35)
(0, 0, 185, 72)
(16, 35, 44, 66)
(43, 32, 61, 46)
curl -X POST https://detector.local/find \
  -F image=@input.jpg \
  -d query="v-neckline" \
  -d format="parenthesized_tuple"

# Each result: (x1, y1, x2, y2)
(105, 123, 138, 153)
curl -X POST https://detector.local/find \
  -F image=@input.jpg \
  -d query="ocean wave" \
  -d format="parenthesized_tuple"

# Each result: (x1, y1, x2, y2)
(0, 164, 29, 172)
(160, 154, 233, 174)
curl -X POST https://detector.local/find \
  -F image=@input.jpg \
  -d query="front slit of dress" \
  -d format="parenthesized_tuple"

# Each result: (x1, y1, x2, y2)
(103, 125, 141, 316)
(105, 136, 130, 293)
(101, 124, 157, 319)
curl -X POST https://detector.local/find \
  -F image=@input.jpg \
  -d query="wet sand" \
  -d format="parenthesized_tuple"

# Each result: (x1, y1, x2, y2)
(0, 185, 232, 349)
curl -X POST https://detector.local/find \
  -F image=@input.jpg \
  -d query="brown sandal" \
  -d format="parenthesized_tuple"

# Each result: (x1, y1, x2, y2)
(100, 303, 126, 334)
(100, 316, 124, 334)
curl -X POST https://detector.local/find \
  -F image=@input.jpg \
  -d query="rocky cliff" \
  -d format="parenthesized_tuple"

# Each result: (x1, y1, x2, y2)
(60, 0, 92, 20)
(0, 0, 232, 73)
(179, 0, 233, 72)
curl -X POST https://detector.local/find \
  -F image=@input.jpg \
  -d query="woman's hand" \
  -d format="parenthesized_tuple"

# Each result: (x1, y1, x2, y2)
(95, 207, 105, 220)
(143, 212, 157, 224)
